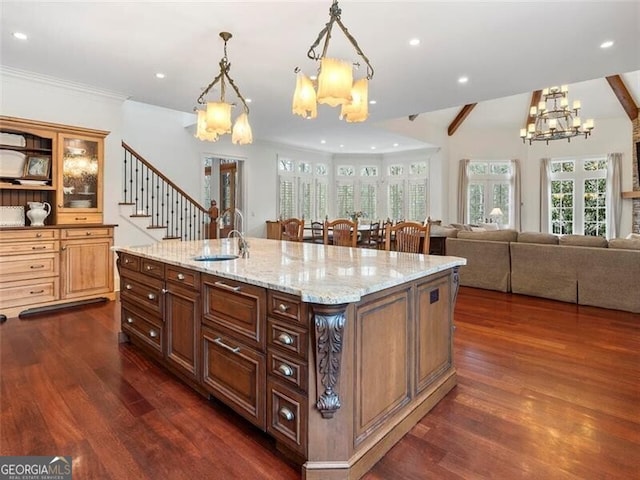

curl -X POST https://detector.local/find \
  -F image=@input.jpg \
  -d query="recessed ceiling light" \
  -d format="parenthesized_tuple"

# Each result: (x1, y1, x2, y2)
(245, 98, 252, 103)
(600, 40, 614, 49)
(320, 139, 326, 144)
(458, 76, 469, 84)
(371, 146, 376, 150)
(310, 75, 318, 81)
(369, 100, 377, 105)
(155, 72, 166, 79)
(393, 143, 399, 147)
(340, 144, 344, 148)
(409, 38, 420, 46)
(13, 32, 28, 40)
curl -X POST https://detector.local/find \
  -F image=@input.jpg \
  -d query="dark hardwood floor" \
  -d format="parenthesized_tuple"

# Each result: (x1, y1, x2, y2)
(1, 287, 638, 479)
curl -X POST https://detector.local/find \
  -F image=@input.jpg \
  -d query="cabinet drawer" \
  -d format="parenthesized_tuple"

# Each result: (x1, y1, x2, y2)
(140, 258, 165, 279)
(0, 240, 58, 256)
(0, 229, 58, 242)
(62, 227, 112, 239)
(119, 272, 164, 316)
(202, 274, 266, 350)
(167, 265, 200, 290)
(267, 379, 308, 456)
(0, 253, 58, 282)
(0, 277, 59, 308)
(268, 291, 306, 326)
(267, 350, 307, 392)
(119, 253, 140, 272)
(122, 304, 163, 353)
(267, 319, 309, 360)
(57, 212, 103, 225)
(201, 327, 266, 429)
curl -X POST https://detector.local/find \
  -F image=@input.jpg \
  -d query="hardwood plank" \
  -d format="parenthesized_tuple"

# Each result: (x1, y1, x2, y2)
(1, 287, 638, 479)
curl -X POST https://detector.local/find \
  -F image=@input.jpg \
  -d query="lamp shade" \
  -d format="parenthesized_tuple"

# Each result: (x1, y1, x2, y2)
(340, 78, 368, 123)
(317, 58, 353, 107)
(292, 72, 317, 119)
(232, 112, 253, 145)
(489, 207, 503, 217)
(195, 110, 218, 142)
(206, 102, 232, 135)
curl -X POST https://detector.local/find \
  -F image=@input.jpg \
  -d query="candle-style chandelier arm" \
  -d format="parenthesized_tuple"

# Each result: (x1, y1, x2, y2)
(305, 0, 374, 80)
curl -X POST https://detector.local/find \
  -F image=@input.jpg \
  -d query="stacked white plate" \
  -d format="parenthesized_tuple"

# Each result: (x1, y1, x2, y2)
(69, 200, 92, 208)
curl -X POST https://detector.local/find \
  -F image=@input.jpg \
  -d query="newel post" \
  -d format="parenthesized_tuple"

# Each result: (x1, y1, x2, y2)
(208, 199, 219, 239)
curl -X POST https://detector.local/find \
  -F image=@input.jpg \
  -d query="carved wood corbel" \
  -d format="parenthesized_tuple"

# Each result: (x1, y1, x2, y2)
(311, 303, 347, 419)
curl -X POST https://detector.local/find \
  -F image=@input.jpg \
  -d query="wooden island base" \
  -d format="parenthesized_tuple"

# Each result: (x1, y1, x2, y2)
(114, 239, 463, 479)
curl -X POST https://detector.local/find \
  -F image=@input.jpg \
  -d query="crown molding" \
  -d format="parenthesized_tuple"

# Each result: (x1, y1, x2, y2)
(0, 65, 129, 102)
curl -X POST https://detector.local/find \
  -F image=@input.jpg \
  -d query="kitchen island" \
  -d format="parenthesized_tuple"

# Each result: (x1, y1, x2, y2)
(113, 238, 465, 480)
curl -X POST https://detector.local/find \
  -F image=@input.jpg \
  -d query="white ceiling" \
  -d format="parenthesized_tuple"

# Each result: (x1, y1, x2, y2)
(1, 1, 639, 154)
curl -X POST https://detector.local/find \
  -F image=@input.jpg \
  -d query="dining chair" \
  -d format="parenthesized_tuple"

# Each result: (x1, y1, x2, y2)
(310, 220, 324, 244)
(384, 221, 431, 254)
(324, 218, 358, 247)
(360, 221, 381, 249)
(280, 217, 304, 242)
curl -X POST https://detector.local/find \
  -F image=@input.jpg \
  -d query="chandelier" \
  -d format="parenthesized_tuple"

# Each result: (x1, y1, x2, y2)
(292, 0, 374, 123)
(195, 32, 252, 145)
(520, 85, 594, 145)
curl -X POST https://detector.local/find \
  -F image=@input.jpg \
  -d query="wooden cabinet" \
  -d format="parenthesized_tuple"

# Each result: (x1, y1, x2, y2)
(201, 273, 267, 429)
(0, 116, 108, 225)
(60, 227, 113, 300)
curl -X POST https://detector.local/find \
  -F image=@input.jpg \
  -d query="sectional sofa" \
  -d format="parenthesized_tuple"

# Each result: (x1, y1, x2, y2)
(445, 230, 640, 313)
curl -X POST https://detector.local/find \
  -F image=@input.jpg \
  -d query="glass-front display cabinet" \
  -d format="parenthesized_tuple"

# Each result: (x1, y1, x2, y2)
(56, 133, 104, 224)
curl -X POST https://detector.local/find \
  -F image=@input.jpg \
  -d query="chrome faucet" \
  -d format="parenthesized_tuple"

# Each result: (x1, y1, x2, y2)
(218, 207, 244, 236)
(227, 229, 249, 258)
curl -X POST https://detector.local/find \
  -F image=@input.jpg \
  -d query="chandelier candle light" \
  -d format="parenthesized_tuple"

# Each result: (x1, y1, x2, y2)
(520, 85, 594, 145)
(195, 32, 252, 144)
(292, 0, 374, 122)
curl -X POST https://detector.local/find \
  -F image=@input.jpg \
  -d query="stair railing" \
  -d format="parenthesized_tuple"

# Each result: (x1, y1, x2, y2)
(120, 141, 217, 241)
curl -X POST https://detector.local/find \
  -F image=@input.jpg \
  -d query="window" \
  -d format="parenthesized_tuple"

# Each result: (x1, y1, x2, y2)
(548, 157, 607, 237)
(387, 162, 428, 222)
(277, 156, 328, 220)
(336, 165, 379, 219)
(466, 161, 513, 226)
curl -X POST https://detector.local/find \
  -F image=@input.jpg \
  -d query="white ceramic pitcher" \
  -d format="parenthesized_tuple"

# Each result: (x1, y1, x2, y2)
(26, 201, 51, 226)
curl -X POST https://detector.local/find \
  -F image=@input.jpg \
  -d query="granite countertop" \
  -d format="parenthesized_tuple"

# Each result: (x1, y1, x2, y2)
(113, 238, 466, 304)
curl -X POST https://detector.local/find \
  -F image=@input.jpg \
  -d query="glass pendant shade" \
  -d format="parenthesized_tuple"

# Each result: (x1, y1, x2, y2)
(340, 78, 368, 122)
(232, 112, 253, 145)
(195, 110, 218, 142)
(206, 102, 232, 135)
(292, 72, 318, 119)
(317, 58, 353, 107)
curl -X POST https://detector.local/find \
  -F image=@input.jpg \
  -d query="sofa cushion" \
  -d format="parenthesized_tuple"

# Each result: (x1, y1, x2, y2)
(517, 232, 559, 245)
(608, 238, 640, 250)
(430, 225, 458, 237)
(626, 233, 640, 240)
(559, 235, 608, 248)
(450, 223, 472, 231)
(457, 229, 518, 242)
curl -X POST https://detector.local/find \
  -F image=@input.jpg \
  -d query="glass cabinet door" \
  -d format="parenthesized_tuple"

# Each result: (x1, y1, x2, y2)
(57, 134, 103, 217)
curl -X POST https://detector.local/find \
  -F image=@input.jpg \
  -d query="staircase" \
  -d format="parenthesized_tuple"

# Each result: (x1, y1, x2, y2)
(119, 141, 215, 241)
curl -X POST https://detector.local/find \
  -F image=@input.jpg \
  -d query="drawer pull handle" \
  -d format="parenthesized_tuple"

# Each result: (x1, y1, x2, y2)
(147, 293, 156, 300)
(213, 337, 240, 354)
(149, 330, 158, 338)
(36, 233, 42, 238)
(214, 281, 241, 292)
(126, 317, 134, 324)
(161, 288, 168, 294)
(86, 232, 92, 236)
(277, 333, 294, 346)
(125, 284, 133, 290)
(30, 264, 45, 269)
(177, 273, 185, 280)
(279, 407, 295, 422)
(145, 265, 154, 271)
(124, 259, 130, 264)
(278, 364, 293, 377)
(30, 290, 45, 295)
(32, 246, 47, 250)
(75, 217, 87, 221)
(278, 303, 289, 312)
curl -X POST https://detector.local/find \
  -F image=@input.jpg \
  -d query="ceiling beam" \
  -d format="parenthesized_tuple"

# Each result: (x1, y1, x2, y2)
(447, 103, 477, 136)
(606, 75, 638, 121)
(525, 90, 542, 129)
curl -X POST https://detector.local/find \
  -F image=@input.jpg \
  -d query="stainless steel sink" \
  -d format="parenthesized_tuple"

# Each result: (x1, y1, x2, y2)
(193, 254, 239, 261)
